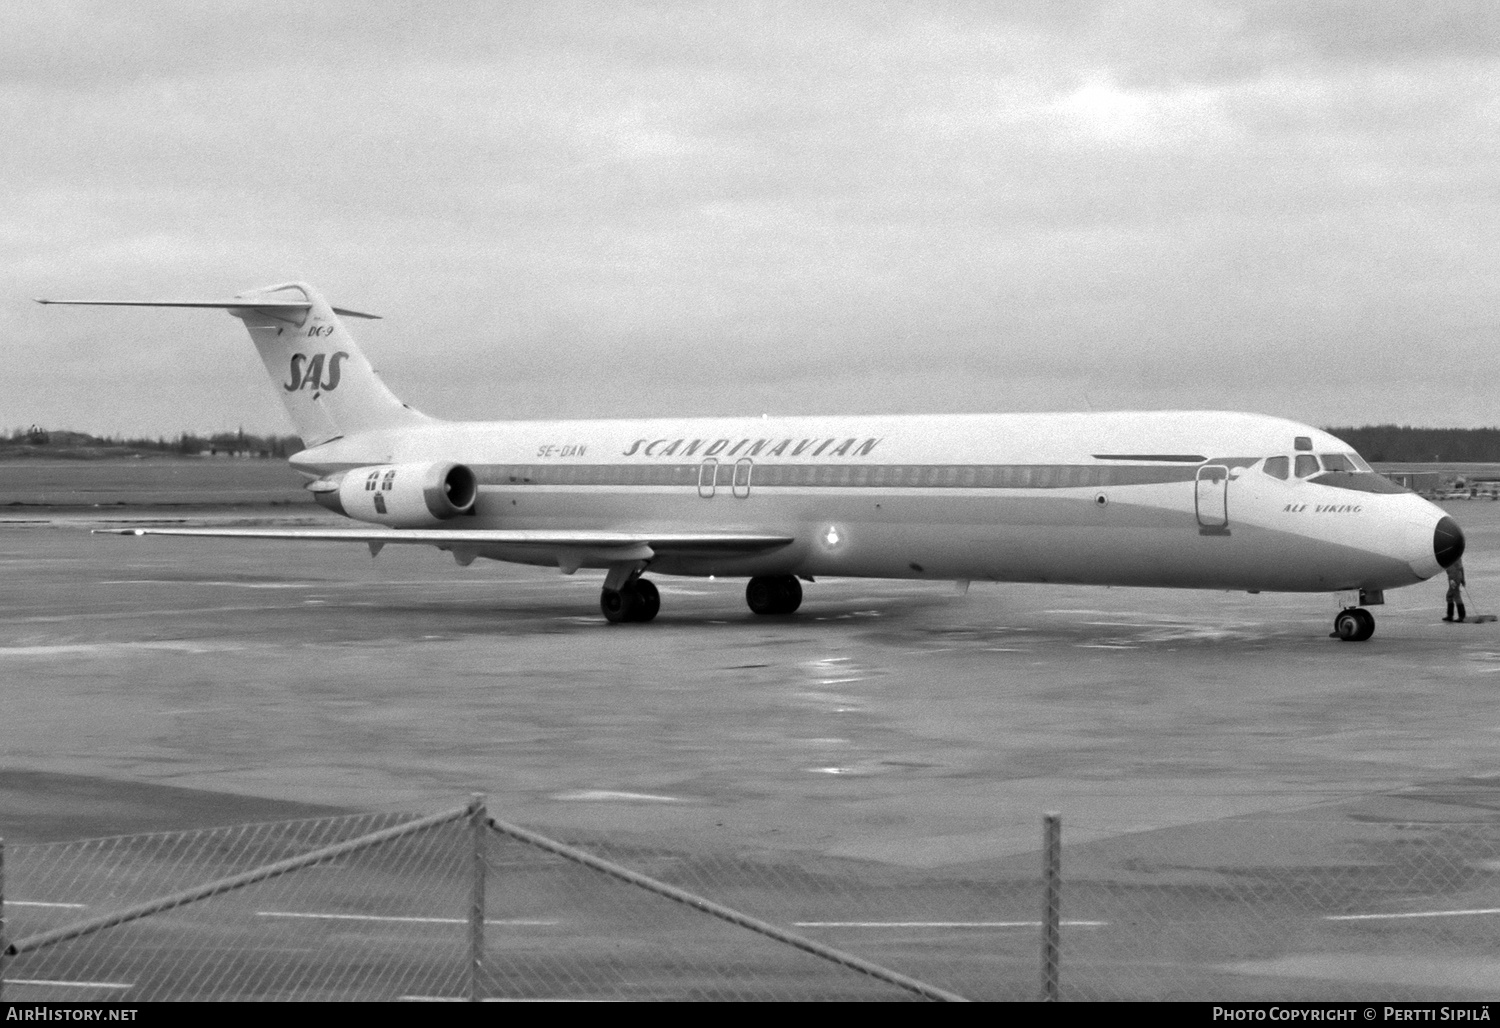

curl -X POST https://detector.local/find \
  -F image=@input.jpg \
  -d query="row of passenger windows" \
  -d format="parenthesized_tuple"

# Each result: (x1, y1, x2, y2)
(751, 464, 1129, 488)
(478, 463, 1199, 489)
(1261, 452, 1370, 481)
(475, 456, 1376, 490)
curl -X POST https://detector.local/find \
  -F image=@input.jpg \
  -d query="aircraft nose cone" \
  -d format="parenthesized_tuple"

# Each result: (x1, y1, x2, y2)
(1434, 515, 1466, 569)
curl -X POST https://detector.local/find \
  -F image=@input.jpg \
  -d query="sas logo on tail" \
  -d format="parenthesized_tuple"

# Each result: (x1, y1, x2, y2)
(284, 351, 350, 393)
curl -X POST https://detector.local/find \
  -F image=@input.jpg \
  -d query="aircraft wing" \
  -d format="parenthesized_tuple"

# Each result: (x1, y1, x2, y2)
(93, 526, 794, 562)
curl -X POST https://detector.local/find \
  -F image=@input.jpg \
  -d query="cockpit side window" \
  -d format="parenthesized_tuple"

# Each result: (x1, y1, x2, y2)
(1319, 453, 1356, 473)
(1263, 456, 1289, 480)
(1294, 454, 1320, 478)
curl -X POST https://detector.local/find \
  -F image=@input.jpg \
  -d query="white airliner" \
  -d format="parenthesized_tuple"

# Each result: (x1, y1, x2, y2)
(38, 282, 1464, 640)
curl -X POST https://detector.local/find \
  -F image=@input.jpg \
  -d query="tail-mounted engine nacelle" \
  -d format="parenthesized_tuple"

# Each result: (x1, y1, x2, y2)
(313, 462, 478, 526)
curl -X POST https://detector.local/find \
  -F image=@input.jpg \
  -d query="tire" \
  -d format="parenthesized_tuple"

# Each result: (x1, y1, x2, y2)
(746, 576, 780, 615)
(1353, 607, 1375, 641)
(747, 575, 801, 615)
(634, 579, 660, 622)
(601, 586, 640, 624)
(1334, 609, 1363, 642)
(777, 576, 803, 614)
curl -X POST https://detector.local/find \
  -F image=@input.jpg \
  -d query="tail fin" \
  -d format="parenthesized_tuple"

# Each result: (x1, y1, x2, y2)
(230, 282, 428, 445)
(37, 282, 430, 446)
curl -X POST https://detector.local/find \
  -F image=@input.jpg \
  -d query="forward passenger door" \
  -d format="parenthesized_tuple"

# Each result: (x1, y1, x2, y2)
(1195, 465, 1229, 530)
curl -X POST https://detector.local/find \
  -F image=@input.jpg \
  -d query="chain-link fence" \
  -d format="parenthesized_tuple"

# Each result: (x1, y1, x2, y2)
(0, 799, 957, 1001)
(0, 807, 476, 1001)
(3, 800, 1498, 1001)
(1051, 813, 1500, 1001)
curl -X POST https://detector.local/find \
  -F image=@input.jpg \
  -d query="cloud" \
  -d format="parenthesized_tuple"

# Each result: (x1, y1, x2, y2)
(1234, 0, 1500, 66)
(5, 2, 1500, 434)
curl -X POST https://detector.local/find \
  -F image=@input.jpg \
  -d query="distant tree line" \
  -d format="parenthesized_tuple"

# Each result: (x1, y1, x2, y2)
(1323, 426, 1500, 463)
(6, 426, 303, 457)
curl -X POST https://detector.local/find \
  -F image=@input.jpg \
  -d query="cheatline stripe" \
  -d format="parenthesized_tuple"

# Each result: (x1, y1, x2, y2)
(256, 910, 558, 926)
(301, 458, 1235, 490)
(463, 461, 1202, 491)
(3, 979, 132, 989)
(1325, 907, 1500, 921)
(7, 900, 87, 909)
(794, 920, 1108, 928)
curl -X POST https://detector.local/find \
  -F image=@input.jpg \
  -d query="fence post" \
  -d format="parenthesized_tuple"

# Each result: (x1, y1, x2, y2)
(469, 794, 487, 1003)
(1041, 812, 1061, 1002)
(1, 836, 7, 1001)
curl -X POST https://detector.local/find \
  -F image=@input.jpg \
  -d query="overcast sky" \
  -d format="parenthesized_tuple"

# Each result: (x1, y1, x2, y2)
(5, 1, 1499, 437)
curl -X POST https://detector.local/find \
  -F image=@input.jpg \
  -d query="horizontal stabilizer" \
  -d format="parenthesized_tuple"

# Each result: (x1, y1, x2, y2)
(95, 526, 794, 554)
(35, 299, 381, 319)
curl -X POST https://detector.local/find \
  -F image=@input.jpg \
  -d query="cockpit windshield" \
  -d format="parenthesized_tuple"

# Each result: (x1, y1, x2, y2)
(1318, 453, 1373, 473)
(1262, 451, 1377, 481)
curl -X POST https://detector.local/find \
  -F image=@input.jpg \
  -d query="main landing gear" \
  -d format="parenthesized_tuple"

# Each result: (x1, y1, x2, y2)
(746, 575, 802, 616)
(600, 577, 660, 624)
(1332, 607, 1375, 642)
(600, 573, 804, 623)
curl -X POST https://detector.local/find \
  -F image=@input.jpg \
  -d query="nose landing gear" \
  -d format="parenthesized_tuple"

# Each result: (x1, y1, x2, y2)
(1332, 607, 1375, 642)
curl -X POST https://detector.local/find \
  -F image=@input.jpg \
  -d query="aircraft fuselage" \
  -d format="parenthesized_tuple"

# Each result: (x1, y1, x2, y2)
(293, 410, 1451, 595)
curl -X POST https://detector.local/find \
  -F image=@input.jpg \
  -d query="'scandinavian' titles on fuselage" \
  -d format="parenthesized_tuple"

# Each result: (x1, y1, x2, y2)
(39, 282, 1464, 636)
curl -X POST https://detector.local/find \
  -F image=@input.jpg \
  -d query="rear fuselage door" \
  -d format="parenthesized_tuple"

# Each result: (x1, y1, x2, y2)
(1195, 465, 1229, 528)
(698, 458, 718, 498)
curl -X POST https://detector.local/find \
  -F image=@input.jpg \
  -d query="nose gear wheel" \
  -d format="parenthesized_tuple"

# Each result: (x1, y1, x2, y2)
(1332, 607, 1374, 642)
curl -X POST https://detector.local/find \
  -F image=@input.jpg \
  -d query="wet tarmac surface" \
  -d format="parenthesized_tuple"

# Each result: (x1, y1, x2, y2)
(2, 500, 1500, 998)
(2, 504, 1498, 854)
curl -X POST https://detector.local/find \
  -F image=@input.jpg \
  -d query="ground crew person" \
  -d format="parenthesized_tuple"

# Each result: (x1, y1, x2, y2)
(1445, 558, 1467, 623)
